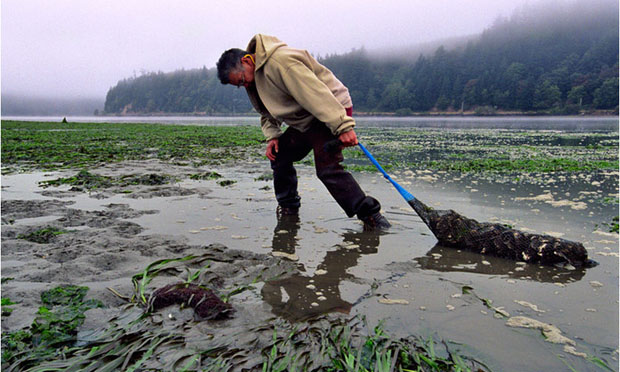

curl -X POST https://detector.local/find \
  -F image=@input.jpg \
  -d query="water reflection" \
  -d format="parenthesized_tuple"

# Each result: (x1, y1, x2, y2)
(263, 219, 382, 321)
(415, 244, 586, 283)
(271, 214, 301, 255)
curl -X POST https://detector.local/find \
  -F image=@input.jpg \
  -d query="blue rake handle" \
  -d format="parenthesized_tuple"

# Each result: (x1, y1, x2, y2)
(357, 143, 416, 202)
(324, 139, 416, 202)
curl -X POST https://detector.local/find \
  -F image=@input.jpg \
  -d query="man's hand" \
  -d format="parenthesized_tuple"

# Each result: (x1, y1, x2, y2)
(266, 138, 279, 161)
(338, 129, 358, 147)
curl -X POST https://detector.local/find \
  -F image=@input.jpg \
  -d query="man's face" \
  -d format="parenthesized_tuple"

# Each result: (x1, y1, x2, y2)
(228, 57, 254, 88)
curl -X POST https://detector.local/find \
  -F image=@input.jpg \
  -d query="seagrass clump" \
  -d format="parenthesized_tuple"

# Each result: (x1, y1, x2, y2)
(408, 198, 594, 268)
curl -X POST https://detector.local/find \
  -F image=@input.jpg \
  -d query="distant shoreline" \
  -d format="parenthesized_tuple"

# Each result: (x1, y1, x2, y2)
(3, 108, 618, 119)
(88, 109, 619, 118)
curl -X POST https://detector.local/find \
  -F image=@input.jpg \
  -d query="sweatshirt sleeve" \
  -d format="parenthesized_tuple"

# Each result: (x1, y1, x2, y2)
(261, 115, 283, 140)
(280, 63, 355, 136)
(245, 84, 283, 140)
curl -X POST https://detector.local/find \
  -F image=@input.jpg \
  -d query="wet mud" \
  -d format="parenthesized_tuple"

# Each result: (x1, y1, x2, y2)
(1, 156, 618, 371)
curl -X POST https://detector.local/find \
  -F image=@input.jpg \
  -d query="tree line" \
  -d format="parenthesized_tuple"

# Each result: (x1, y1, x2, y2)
(104, 0, 618, 115)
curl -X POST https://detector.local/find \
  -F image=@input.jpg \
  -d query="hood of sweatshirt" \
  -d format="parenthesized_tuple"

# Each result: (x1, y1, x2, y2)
(246, 34, 287, 71)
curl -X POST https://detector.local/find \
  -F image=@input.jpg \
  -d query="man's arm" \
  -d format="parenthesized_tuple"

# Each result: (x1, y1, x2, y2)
(260, 115, 282, 141)
(266, 138, 279, 161)
(261, 115, 282, 160)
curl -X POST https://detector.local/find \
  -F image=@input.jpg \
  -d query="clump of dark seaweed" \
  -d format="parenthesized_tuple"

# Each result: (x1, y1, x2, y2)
(120, 173, 172, 186)
(39, 170, 113, 191)
(148, 282, 233, 321)
(189, 171, 222, 180)
(39, 171, 175, 192)
(217, 179, 237, 187)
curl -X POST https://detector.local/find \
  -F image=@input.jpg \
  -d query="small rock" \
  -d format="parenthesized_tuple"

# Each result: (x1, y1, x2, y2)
(589, 281, 603, 288)
(378, 298, 409, 305)
(271, 251, 299, 261)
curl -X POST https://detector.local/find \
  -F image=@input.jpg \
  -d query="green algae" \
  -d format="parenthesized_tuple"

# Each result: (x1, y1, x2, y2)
(17, 226, 68, 244)
(38, 170, 114, 190)
(2, 121, 617, 177)
(1, 285, 103, 369)
(2, 297, 16, 316)
(1, 121, 264, 174)
(38, 170, 176, 191)
(217, 179, 237, 187)
(189, 171, 222, 180)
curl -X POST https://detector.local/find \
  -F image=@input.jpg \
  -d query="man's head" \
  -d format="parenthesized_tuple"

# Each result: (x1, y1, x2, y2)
(216, 48, 255, 88)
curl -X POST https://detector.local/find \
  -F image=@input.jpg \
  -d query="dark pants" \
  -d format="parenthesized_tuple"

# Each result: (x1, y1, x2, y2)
(270, 120, 381, 219)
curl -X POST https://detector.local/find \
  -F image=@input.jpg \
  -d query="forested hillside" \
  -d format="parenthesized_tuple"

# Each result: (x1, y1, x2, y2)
(104, 68, 253, 114)
(104, 0, 618, 115)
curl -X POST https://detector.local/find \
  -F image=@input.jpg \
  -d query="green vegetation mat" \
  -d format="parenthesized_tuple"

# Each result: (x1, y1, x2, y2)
(349, 127, 618, 174)
(2, 285, 103, 368)
(1, 121, 264, 174)
(2, 121, 617, 176)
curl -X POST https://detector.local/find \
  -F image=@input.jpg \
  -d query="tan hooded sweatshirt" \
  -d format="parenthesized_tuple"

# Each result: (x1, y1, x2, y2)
(245, 34, 354, 140)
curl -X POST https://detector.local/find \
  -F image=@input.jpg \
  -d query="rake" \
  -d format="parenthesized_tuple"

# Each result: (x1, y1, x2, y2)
(327, 140, 594, 268)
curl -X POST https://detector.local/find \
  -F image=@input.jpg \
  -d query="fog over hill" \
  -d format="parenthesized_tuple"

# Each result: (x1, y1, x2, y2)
(101, 0, 618, 115)
(3, 0, 617, 116)
(1, 95, 104, 116)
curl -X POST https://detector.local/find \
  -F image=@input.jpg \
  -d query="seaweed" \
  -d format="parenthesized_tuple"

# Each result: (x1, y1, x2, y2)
(1, 285, 103, 369)
(149, 282, 233, 320)
(1, 121, 264, 174)
(217, 179, 237, 187)
(2, 297, 16, 316)
(17, 226, 68, 244)
(39, 170, 175, 191)
(189, 171, 222, 180)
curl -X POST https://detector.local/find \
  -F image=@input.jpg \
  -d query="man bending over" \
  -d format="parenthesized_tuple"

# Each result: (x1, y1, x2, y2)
(216, 34, 390, 231)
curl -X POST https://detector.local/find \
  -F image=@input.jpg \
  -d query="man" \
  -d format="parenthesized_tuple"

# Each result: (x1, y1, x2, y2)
(216, 34, 390, 231)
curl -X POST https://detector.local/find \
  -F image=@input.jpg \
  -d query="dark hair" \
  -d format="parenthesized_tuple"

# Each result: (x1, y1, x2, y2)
(216, 48, 248, 84)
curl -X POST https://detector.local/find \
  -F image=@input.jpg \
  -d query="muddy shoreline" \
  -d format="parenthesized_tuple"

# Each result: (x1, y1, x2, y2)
(2, 156, 618, 370)
(2, 119, 618, 370)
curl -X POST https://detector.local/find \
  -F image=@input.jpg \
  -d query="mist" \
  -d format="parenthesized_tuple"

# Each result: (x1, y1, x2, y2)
(1, 94, 104, 116)
(1, 0, 615, 115)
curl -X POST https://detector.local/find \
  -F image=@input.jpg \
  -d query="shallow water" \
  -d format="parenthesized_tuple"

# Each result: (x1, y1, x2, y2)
(3, 114, 618, 131)
(2, 159, 617, 371)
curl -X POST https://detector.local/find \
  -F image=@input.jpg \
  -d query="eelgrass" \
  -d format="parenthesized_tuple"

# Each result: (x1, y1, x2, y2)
(1, 251, 490, 371)
(7, 251, 611, 371)
(1, 285, 103, 369)
(1, 121, 265, 174)
(2, 121, 617, 176)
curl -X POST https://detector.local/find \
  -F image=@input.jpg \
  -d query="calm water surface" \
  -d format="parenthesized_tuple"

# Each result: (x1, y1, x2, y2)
(3, 115, 618, 131)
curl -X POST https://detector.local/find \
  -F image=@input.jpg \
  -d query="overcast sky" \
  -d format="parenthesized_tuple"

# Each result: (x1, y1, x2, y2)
(2, 0, 566, 99)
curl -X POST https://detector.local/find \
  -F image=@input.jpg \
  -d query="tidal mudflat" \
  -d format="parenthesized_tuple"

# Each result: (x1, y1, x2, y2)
(1, 120, 618, 371)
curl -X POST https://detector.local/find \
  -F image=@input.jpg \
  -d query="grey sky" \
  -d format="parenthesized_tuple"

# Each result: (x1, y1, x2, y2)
(2, 0, 563, 99)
